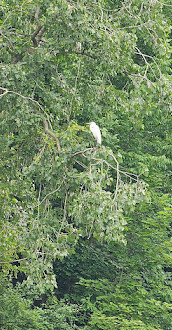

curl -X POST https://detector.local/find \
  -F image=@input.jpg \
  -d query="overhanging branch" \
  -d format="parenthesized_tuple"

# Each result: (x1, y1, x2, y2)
(0, 87, 61, 152)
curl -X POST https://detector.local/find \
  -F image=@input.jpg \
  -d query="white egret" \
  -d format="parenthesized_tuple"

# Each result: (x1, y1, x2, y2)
(86, 122, 102, 145)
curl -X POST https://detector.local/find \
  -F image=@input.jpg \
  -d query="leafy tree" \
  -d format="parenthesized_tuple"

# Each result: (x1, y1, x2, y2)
(0, 0, 172, 329)
(0, 279, 79, 329)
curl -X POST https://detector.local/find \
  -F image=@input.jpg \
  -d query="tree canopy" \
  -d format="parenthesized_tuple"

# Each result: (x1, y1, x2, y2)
(0, 0, 172, 329)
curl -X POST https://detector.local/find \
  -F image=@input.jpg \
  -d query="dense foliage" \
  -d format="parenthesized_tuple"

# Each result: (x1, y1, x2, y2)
(0, 0, 172, 329)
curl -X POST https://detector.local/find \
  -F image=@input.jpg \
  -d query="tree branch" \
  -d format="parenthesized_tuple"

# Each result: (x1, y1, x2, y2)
(71, 147, 96, 157)
(0, 257, 27, 264)
(42, 117, 61, 152)
(12, 6, 45, 63)
(0, 87, 61, 152)
(31, 6, 45, 48)
(51, 49, 97, 60)
(39, 178, 66, 206)
(134, 46, 162, 80)
(0, 29, 14, 50)
(31, 24, 42, 47)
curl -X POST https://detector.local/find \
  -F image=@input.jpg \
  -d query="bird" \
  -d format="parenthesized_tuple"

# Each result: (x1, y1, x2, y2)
(86, 122, 102, 145)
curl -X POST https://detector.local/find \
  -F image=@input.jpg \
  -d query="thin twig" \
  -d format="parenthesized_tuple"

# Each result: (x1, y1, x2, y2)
(51, 49, 97, 60)
(157, 1, 172, 7)
(109, 152, 119, 201)
(57, 191, 68, 238)
(68, 59, 81, 121)
(42, 118, 61, 152)
(117, 20, 151, 30)
(28, 142, 47, 170)
(0, 87, 44, 110)
(119, 265, 124, 282)
(72, 147, 139, 182)
(39, 179, 65, 206)
(72, 147, 96, 157)
(38, 183, 42, 220)
(75, 159, 89, 170)
(0, 29, 14, 50)
(0, 257, 27, 264)
(92, 156, 138, 182)
(134, 46, 162, 79)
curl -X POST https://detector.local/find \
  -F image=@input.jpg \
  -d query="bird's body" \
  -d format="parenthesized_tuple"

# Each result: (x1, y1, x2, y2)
(87, 122, 102, 145)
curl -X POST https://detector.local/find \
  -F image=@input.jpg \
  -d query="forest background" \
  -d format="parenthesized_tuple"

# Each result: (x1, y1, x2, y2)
(0, 0, 172, 329)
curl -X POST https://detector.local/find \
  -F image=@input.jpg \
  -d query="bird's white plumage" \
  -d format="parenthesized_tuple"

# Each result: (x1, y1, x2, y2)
(89, 122, 102, 145)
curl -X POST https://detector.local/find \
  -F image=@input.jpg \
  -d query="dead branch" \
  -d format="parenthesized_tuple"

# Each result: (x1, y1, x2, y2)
(134, 46, 162, 79)
(71, 147, 96, 157)
(75, 159, 89, 170)
(72, 147, 139, 207)
(72, 147, 138, 182)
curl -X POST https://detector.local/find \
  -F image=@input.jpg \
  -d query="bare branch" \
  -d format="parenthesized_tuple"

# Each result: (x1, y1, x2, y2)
(6, 5, 45, 63)
(75, 159, 89, 170)
(72, 147, 96, 157)
(134, 46, 162, 79)
(126, 65, 155, 88)
(0, 88, 8, 98)
(37, 183, 42, 221)
(74, 50, 97, 59)
(72, 147, 138, 182)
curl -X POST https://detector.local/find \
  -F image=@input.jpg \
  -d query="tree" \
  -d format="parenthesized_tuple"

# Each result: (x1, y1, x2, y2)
(0, 0, 172, 329)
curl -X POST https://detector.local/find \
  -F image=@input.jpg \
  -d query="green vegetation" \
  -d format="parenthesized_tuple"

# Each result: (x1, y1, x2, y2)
(0, 0, 172, 329)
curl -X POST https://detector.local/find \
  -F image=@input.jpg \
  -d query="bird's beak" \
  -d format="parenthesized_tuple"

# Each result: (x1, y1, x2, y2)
(86, 122, 90, 125)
